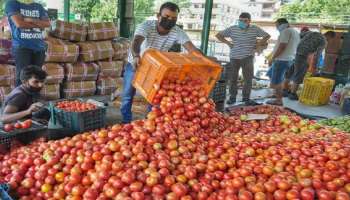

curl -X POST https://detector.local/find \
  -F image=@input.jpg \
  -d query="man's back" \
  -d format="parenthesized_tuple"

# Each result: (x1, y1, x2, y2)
(297, 31, 326, 56)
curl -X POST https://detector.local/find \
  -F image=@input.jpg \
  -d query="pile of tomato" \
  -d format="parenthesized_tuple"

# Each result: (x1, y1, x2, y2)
(0, 78, 349, 200)
(56, 100, 97, 112)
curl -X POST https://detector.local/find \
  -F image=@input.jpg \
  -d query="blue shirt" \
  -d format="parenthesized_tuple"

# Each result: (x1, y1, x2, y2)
(5, 0, 48, 51)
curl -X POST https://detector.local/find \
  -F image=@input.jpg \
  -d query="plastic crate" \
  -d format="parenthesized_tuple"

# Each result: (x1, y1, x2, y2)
(299, 77, 335, 106)
(210, 80, 227, 103)
(215, 101, 225, 112)
(0, 184, 13, 200)
(50, 101, 106, 133)
(133, 49, 222, 103)
(0, 122, 47, 150)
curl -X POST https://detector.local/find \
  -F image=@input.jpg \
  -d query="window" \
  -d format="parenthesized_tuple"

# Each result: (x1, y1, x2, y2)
(213, 4, 218, 8)
(188, 24, 193, 29)
(263, 3, 273, 9)
(201, 4, 205, 8)
(194, 4, 200, 8)
(212, 14, 217, 19)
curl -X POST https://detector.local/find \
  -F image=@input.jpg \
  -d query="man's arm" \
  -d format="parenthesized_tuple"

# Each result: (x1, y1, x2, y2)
(215, 33, 234, 48)
(256, 26, 271, 45)
(183, 41, 203, 55)
(11, 14, 49, 29)
(1, 105, 30, 124)
(271, 43, 287, 61)
(131, 35, 145, 58)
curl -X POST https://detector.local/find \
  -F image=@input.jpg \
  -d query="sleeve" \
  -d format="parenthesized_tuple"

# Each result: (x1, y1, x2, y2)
(6, 94, 26, 109)
(39, 4, 49, 20)
(279, 29, 291, 44)
(256, 26, 270, 38)
(176, 28, 191, 45)
(5, 1, 20, 18)
(134, 21, 150, 38)
(218, 26, 233, 37)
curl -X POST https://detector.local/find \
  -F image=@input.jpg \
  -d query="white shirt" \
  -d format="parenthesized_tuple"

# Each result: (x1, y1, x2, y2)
(127, 20, 191, 64)
(273, 27, 300, 61)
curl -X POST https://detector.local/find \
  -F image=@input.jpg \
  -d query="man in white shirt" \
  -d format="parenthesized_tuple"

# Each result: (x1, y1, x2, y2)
(121, 2, 200, 123)
(216, 12, 270, 105)
(267, 18, 300, 105)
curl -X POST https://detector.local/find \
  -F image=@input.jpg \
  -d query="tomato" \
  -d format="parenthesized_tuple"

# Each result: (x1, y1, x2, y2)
(14, 122, 22, 129)
(21, 119, 32, 129)
(3, 124, 14, 132)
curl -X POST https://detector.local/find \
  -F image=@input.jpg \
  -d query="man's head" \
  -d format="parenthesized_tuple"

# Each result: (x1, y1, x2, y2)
(324, 31, 336, 41)
(275, 18, 289, 32)
(300, 26, 310, 33)
(157, 2, 180, 32)
(238, 12, 251, 29)
(20, 65, 47, 93)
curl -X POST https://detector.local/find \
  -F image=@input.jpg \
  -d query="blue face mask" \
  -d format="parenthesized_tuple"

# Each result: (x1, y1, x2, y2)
(238, 21, 248, 29)
(277, 23, 289, 32)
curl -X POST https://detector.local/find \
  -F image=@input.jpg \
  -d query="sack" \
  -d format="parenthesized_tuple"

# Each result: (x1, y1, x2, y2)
(45, 38, 79, 63)
(65, 62, 99, 81)
(63, 81, 96, 98)
(40, 84, 60, 100)
(97, 61, 123, 78)
(42, 63, 64, 84)
(51, 20, 87, 42)
(0, 39, 12, 64)
(97, 78, 117, 95)
(0, 86, 12, 103)
(78, 41, 114, 62)
(112, 38, 130, 60)
(88, 22, 118, 41)
(0, 64, 15, 87)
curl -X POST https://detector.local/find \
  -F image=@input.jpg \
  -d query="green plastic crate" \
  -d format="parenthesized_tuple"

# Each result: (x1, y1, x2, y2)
(50, 101, 106, 133)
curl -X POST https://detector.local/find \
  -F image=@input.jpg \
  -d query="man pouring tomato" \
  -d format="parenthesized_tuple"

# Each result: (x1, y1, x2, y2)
(1, 65, 49, 124)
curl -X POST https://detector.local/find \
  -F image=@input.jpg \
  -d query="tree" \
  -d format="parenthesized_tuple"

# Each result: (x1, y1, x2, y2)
(70, 0, 100, 23)
(277, 0, 350, 24)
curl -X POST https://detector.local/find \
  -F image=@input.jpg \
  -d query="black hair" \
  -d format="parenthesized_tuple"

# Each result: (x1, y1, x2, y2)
(159, 2, 180, 13)
(324, 31, 336, 38)
(239, 12, 251, 20)
(20, 65, 47, 82)
(276, 18, 289, 25)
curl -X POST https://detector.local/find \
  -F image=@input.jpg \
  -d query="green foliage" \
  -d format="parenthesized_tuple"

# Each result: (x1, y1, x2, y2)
(70, 0, 100, 23)
(278, 0, 350, 24)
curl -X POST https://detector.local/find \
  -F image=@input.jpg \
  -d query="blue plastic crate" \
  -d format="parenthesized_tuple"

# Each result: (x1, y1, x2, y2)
(0, 184, 13, 200)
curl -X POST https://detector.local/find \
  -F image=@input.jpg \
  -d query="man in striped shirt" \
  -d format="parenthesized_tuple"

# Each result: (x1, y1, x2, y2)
(216, 12, 270, 105)
(120, 2, 200, 123)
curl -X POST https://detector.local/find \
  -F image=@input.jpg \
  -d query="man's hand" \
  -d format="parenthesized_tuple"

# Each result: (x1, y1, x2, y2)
(227, 42, 234, 48)
(268, 58, 274, 67)
(27, 102, 44, 114)
(132, 56, 140, 71)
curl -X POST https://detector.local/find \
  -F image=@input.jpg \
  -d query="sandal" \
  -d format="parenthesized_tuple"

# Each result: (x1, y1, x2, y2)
(266, 99, 283, 106)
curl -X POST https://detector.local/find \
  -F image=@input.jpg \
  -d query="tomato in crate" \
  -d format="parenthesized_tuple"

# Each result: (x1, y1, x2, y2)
(133, 49, 222, 103)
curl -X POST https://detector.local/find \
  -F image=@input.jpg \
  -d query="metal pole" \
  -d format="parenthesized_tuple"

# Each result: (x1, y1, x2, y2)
(200, 0, 213, 55)
(64, 0, 70, 22)
(119, 0, 129, 37)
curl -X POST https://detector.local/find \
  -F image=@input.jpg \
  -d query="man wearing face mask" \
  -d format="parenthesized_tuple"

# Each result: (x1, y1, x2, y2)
(216, 12, 270, 106)
(5, 0, 50, 86)
(120, 2, 201, 123)
(266, 18, 299, 106)
(1, 65, 49, 124)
